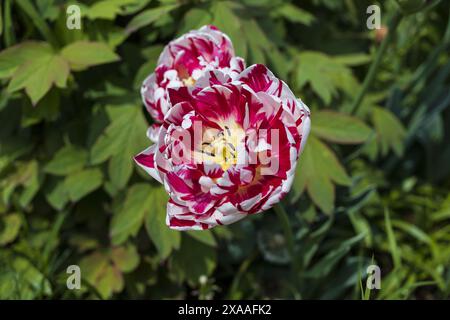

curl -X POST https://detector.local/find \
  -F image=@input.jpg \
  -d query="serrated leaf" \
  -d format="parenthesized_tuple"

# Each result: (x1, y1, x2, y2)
(145, 186, 180, 259)
(312, 110, 373, 144)
(64, 168, 103, 202)
(0, 42, 52, 79)
(90, 105, 148, 166)
(90, 105, 148, 189)
(296, 51, 359, 105)
(293, 136, 351, 214)
(110, 183, 152, 245)
(7, 52, 69, 105)
(44, 144, 88, 176)
(61, 41, 120, 70)
(372, 107, 406, 157)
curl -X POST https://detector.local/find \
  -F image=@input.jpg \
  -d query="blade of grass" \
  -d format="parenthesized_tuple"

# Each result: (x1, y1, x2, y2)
(15, 0, 58, 47)
(3, 0, 15, 46)
(384, 207, 401, 269)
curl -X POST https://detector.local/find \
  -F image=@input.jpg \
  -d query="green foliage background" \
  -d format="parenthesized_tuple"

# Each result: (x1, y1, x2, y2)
(1, 0, 450, 299)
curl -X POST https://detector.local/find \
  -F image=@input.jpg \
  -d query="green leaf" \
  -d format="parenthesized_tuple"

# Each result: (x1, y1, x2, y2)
(91, 105, 147, 165)
(296, 51, 359, 105)
(384, 208, 402, 269)
(125, 4, 179, 34)
(334, 54, 372, 66)
(2, 0, 14, 47)
(0, 213, 22, 245)
(211, 1, 247, 58)
(15, 0, 58, 46)
(372, 107, 406, 157)
(7, 52, 69, 105)
(110, 244, 140, 273)
(44, 144, 88, 176)
(134, 45, 164, 88)
(242, 19, 270, 64)
(1, 160, 40, 207)
(21, 88, 60, 127)
(293, 136, 351, 213)
(171, 235, 216, 284)
(179, 8, 212, 34)
(45, 179, 69, 210)
(64, 168, 103, 202)
(303, 232, 365, 279)
(144, 186, 180, 259)
(275, 4, 315, 25)
(79, 251, 123, 299)
(90, 105, 148, 189)
(86, 0, 140, 20)
(61, 41, 120, 70)
(312, 110, 373, 144)
(110, 183, 152, 245)
(186, 230, 217, 247)
(108, 153, 133, 191)
(0, 42, 52, 79)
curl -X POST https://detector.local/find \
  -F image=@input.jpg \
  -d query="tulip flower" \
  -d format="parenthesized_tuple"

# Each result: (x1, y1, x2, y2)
(141, 25, 245, 142)
(135, 64, 310, 230)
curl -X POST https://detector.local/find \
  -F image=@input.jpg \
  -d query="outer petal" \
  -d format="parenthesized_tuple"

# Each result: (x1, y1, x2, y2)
(134, 145, 163, 184)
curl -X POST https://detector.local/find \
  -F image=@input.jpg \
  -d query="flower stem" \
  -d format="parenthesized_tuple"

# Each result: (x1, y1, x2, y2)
(274, 203, 299, 272)
(349, 12, 402, 115)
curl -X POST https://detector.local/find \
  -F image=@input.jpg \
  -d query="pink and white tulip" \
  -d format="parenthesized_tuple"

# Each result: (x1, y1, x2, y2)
(135, 64, 310, 230)
(141, 25, 245, 141)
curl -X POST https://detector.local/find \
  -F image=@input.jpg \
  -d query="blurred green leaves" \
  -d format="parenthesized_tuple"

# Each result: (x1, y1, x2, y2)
(44, 145, 88, 176)
(0, 40, 119, 105)
(60, 41, 120, 70)
(294, 135, 352, 214)
(90, 105, 148, 190)
(296, 51, 363, 105)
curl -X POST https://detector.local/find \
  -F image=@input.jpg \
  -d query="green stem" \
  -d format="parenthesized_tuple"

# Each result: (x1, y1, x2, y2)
(349, 12, 403, 115)
(274, 203, 299, 272)
(15, 0, 59, 48)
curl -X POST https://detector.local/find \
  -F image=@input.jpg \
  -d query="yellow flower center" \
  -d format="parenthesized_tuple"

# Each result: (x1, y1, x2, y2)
(182, 76, 196, 87)
(199, 123, 244, 171)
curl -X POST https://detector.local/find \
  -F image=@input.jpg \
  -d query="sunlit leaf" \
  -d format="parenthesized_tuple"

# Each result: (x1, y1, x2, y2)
(64, 168, 103, 202)
(145, 186, 180, 259)
(312, 110, 373, 144)
(61, 41, 120, 70)
(44, 145, 88, 176)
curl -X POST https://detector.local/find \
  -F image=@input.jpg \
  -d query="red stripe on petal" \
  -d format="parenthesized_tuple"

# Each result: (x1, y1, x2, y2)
(169, 217, 197, 228)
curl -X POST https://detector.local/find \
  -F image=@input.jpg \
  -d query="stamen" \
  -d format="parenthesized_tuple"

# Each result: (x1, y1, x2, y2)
(201, 150, 215, 157)
(224, 126, 231, 136)
(227, 143, 236, 151)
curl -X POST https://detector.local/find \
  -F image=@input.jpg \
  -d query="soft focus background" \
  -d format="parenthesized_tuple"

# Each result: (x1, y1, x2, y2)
(1, 0, 450, 299)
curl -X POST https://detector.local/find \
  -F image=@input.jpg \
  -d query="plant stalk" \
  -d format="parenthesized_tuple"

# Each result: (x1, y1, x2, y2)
(349, 12, 403, 115)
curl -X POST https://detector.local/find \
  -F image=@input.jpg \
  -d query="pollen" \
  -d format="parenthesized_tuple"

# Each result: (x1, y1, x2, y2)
(182, 76, 196, 87)
(199, 123, 244, 171)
